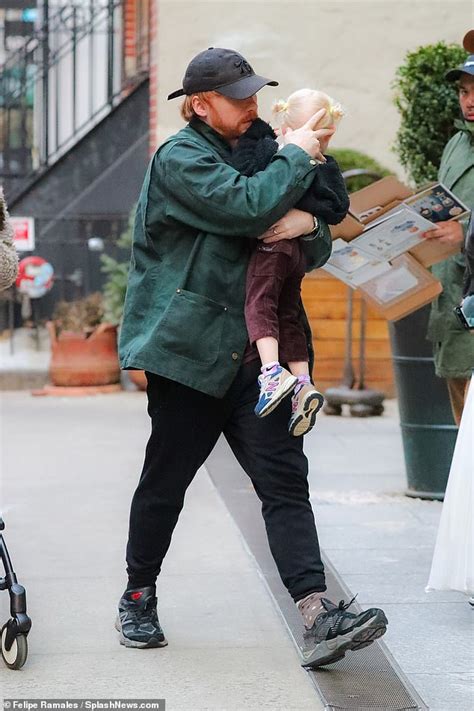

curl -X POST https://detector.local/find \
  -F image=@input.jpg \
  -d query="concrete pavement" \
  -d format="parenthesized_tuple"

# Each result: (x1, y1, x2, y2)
(0, 391, 321, 710)
(304, 401, 473, 711)
(0, 389, 472, 709)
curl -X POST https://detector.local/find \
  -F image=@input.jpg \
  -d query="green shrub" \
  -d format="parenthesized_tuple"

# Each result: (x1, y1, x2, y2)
(330, 148, 392, 192)
(393, 42, 467, 187)
(101, 207, 135, 325)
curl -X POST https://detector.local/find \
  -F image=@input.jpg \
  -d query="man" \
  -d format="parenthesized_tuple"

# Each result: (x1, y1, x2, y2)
(423, 55, 474, 424)
(117, 47, 387, 668)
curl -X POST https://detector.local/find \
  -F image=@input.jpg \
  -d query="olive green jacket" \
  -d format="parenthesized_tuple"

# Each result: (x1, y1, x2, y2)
(119, 118, 332, 397)
(427, 127, 474, 378)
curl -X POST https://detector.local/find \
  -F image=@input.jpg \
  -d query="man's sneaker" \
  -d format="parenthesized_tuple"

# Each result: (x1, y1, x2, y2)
(115, 586, 168, 649)
(301, 597, 388, 668)
(288, 384, 324, 436)
(254, 366, 297, 418)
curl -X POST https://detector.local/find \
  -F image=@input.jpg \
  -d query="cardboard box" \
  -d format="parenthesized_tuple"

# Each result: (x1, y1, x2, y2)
(330, 176, 463, 267)
(357, 253, 442, 321)
(330, 176, 413, 240)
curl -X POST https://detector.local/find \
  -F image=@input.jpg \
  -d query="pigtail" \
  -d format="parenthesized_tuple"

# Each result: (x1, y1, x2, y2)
(328, 101, 345, 123)
(271, 98, 290, 126)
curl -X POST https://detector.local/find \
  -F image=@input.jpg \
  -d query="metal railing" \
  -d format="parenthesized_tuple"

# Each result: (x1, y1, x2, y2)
(0, 1, 150, 180)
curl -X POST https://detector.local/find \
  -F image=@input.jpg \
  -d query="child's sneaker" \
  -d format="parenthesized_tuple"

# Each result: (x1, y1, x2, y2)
(255, 365, 297, 417)
(288, 383, 324, 436)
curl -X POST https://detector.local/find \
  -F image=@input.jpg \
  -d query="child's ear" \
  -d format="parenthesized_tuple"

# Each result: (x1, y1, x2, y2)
(281, 126, 288, 135)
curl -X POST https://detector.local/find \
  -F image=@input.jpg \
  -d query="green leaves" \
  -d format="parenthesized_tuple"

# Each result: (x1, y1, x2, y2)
(392, 42, 467, 186)
(330, 148, 391, 192)
(100, 205, 136, 325)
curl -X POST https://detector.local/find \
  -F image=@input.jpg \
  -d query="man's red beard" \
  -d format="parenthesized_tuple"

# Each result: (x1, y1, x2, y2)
(207, 106, 258, 141)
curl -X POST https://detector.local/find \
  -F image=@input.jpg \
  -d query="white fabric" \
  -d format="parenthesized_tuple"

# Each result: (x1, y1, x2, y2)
(427, 375, 474, 595)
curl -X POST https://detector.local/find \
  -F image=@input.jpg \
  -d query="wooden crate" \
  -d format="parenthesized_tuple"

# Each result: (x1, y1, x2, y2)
(302, 271, 395, 397)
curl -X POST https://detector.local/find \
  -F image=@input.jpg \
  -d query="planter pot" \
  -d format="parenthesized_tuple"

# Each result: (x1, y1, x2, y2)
(389, 306, 457, 500)
(128, 369, 147, 391)
(47, 321, 121, 387)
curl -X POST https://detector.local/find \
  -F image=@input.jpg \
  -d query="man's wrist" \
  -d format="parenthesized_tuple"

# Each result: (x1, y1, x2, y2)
(302, 216, 319, 241)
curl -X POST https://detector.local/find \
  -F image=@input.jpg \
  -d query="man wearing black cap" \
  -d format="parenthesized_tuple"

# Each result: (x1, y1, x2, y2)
(423, 53, 474, 424)
(116, 48, 388, 668)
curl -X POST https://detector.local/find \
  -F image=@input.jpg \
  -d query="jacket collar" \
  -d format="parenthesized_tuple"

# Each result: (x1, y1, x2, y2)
(188, 117, 233, 160)
(454, 118, 474, 143)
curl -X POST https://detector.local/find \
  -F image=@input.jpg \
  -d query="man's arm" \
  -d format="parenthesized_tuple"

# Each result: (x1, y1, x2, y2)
(150, 141, 319, 239)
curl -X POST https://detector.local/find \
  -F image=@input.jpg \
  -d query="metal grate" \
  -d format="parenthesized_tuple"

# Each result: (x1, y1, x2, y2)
(205, 437, 428, 711)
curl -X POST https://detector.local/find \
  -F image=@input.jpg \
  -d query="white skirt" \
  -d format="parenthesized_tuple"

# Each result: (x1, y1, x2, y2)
(426, 375, 474, 595)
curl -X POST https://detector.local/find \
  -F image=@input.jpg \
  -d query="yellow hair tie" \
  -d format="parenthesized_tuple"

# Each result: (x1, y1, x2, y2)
(273, 99, 289, 113)
(329, 102, 345, 120)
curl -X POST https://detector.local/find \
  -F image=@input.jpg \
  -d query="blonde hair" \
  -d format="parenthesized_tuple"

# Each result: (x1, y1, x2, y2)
(272, 88, 345, 130)
(180, 92, 214, 122)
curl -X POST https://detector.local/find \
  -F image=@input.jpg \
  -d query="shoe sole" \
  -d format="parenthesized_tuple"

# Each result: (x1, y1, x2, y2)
(256, 375, 298, 418)
(289, 391, 325, 437)
(301, 609, 388, 669)
(115, 617, 168, 649)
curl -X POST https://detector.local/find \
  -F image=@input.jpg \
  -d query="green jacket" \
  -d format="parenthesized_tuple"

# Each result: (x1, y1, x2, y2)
(427, 127, 474, 378)
(119, 118, 332, 397)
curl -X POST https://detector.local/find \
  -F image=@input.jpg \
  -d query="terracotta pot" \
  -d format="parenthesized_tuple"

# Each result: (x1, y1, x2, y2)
(128, 369, 147, 391)
(47, 321, 121, 387)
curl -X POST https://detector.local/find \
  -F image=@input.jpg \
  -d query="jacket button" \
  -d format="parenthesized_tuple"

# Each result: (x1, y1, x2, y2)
(309, 159, 317, 165)
(176, 288, 181, 293)
(231, 352, 239, 361)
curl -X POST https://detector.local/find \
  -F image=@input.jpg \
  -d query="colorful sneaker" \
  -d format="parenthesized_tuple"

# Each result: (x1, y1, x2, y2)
(288, 384, 324, 436)
(301, 597, 388, 668)
(254, 366, 297, 418)
(115, 586, 168, 649)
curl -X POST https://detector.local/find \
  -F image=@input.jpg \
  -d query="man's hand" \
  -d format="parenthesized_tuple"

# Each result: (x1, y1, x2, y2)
(284, 109, 335, 162)
(422, 220, 464, 246)
(258, 208, 314, 243)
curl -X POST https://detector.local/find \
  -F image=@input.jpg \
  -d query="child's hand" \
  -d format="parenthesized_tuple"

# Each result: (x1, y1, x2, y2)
(258, 209, 314, 243)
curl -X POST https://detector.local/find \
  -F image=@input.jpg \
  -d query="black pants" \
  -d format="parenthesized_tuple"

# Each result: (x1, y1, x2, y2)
(126, 361, 326, 602)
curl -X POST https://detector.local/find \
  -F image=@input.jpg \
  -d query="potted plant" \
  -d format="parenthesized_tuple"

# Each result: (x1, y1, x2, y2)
(47, 293, 121, 387)
(101, 207, 147, 390)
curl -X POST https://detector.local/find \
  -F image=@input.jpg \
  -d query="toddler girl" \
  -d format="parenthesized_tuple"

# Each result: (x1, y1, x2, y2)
(231, 88, 349, 436)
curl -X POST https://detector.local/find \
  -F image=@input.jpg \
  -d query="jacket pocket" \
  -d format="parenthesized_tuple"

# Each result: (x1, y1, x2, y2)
(156, 288, 227, 364)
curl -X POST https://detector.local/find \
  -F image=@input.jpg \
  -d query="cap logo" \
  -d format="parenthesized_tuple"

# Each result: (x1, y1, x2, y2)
(234, 58, 252, 75)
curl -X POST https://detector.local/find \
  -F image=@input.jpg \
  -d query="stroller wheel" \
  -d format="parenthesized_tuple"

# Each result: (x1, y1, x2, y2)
(1, 627, 28, 670)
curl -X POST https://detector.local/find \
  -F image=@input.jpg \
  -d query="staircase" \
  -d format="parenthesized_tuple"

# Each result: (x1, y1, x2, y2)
(0, 1, 150, 318)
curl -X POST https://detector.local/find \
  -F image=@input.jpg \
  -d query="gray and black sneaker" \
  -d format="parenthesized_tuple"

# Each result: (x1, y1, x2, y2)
(115, 586, 168, 649)
(301, 597, 387, 668)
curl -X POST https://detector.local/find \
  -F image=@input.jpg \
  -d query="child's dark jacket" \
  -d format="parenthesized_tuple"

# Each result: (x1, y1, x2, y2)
(231, 119, 349, 225)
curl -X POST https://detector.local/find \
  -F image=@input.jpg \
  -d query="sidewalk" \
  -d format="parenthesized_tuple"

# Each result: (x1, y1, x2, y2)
(0, 328, 49, 390)
(0, 389, 472, 710)
(0, 391, 320, 710)
(304, 401, 473, 711)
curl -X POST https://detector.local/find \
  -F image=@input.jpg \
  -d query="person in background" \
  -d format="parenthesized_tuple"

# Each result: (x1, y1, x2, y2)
(426, 211, 473, 602)
(422, 54, 474, 424)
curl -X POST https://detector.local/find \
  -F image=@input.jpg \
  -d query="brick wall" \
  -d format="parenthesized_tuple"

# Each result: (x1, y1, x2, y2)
(123, 0, 136, 75)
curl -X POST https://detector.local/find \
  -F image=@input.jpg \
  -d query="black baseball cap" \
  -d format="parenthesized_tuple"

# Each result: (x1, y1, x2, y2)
(445, 54, 474, 81)
(167, 47, 278, 100)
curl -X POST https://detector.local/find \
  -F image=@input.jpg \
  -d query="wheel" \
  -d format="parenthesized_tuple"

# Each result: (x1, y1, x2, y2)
(350, 403, 376, 417)
(323, 402, 342, 416)
(1, 626, 28, 670)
